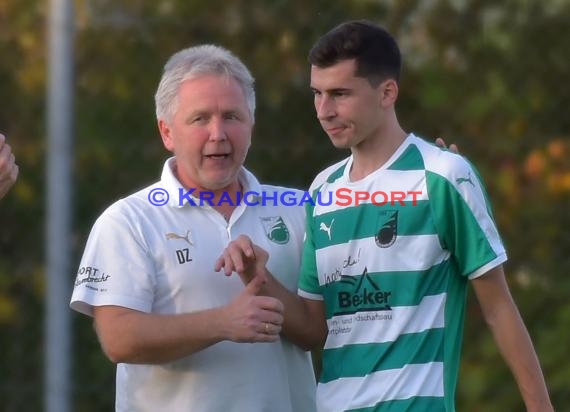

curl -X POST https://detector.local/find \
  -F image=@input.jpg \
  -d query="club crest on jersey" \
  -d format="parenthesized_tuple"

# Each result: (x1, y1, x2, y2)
(375, 210, 398, 248)
(260, 216, 290, 244)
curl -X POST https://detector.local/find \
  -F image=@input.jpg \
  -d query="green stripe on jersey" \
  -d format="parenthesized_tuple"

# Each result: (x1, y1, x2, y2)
(346, 396, 445, 412)
(321, 262, 453, 319)
(313, 201, 434, 249)
(426, 171, 499, 276)
(320, 328, 444, 383)
(326, 163, 347, 183)
(387, 143, 425, 171)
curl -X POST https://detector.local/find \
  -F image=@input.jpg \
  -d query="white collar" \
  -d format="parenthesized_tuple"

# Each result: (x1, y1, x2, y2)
(159, 157, 262, 208)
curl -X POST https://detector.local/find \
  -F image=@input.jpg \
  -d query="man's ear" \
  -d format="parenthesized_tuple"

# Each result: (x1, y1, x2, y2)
(158, 119, 174, 152)
(379, 79, 399, 107)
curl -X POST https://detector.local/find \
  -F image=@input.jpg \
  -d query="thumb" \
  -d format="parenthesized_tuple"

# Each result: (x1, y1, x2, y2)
(244, 275, 266, 296)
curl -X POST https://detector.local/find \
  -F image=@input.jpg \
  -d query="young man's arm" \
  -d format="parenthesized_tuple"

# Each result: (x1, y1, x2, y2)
(472, 265, 554, 412)
(257, 274, 327, 351)
(215, 235, 328, 351)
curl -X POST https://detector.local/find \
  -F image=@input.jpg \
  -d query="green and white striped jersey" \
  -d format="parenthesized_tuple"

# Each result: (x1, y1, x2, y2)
(298, 134, 507, 412)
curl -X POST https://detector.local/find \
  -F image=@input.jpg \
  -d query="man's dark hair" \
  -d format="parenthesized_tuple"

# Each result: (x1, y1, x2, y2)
(308, 20, 401, 87)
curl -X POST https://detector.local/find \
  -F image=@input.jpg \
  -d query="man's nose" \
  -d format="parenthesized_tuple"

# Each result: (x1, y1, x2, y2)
(208, 118, 227, 141)
(316, 96, 336, 120)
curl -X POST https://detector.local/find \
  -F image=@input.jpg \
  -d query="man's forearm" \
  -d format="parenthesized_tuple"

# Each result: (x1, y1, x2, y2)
(94, 306, 230, 364)
(93, 289, 284, 364)
(484, 301, 553, 411)
(262, 271, 327, 351)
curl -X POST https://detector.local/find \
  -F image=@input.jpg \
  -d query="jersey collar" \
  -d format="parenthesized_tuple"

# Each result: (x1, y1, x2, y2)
(159, 157, 262, 208)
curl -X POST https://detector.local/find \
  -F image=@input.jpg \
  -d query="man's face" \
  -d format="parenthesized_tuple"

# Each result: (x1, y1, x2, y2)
(158, 74, 253, 191)
(310, 59, 384, 149)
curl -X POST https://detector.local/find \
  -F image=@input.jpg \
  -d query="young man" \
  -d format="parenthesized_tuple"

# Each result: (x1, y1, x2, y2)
(0, 133, 19, 199)
(70, 45, 316, 412)
(217, 21, 553, 411)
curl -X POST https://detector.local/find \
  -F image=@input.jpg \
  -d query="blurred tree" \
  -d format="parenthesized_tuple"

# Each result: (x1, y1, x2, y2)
(0, 0, 47, 410)
(397, 2, 570, 410)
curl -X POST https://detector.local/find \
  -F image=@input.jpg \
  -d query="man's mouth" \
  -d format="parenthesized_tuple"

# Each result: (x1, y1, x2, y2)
(204, 153, 230, 159)
(325, 126, 345, 135)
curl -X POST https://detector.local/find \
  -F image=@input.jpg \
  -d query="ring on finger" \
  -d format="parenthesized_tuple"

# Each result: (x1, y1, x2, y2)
(264, 323, 270, 334)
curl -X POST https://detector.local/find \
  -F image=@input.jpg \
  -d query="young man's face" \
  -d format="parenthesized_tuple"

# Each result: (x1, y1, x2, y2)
(310, 59, 385, 150)
(158, 74, 253, 192)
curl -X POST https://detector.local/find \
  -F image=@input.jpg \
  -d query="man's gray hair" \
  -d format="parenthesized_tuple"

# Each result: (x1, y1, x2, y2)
(155, 45, 256, 122)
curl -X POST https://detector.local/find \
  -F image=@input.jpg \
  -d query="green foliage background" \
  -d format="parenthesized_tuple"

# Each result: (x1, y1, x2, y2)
(0, 0, 568, 410)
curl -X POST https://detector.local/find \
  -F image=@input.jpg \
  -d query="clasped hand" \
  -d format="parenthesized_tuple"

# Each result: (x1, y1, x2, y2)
(215, 235, 282, 343)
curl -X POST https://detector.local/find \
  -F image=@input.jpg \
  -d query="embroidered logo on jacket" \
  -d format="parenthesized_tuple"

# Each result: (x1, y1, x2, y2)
(165, 230, 193, 246)
(260, 216, 290, 244)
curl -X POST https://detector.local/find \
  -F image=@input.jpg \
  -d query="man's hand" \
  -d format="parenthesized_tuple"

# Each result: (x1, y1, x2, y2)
(215, 238, 283, 342)
(215, 235, 269, 285)
(222, 276, 284, 343)
(0, 133, 19, 199)
(216, 235, 328, 350)
(435, 137, 459, 154)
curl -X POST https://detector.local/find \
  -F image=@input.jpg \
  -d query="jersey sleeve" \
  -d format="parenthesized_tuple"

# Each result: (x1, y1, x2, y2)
(426, 156, 507, 279)
(297, 188, 324, 300)
(70, 205, 156, 316)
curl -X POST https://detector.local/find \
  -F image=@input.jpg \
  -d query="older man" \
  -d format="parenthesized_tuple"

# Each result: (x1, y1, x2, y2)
(70, 45, 316, 412)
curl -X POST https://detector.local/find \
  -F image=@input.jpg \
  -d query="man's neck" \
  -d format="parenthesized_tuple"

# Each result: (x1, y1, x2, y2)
(349, 125, 408, 181)
(172, 160, 243, 218)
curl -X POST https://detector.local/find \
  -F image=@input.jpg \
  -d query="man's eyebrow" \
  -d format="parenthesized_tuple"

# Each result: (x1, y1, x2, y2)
(312, 87, 352, 93)
(184, 110, 208, 118)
